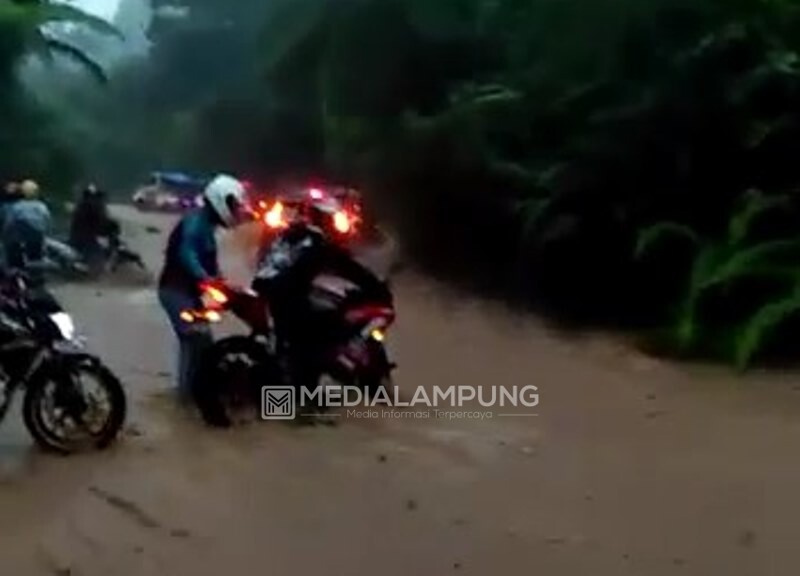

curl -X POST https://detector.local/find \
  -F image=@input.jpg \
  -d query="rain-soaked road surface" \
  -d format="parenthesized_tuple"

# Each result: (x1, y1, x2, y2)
(1, 206, 800, 575)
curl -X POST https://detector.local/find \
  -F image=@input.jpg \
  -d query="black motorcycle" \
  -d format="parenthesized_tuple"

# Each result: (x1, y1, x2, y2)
(44, 233, 146, 280)
(89, 233, 147, 275)
(43, 237, 90, 278)
(0, 270, 127, 453)
(187, 264, 396, 424)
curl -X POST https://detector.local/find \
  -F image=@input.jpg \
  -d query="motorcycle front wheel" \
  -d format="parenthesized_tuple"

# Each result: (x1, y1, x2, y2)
(22, 354, 127, 454)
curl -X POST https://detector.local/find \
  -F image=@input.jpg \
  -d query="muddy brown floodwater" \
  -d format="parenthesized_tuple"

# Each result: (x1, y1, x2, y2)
(1, 206, 800, 575)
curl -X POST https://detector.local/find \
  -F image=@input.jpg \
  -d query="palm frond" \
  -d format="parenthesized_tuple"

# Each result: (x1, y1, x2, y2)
(687, 244, 726, 294)
(734, 285, 800, 370)
(515, 196, 554, 245)
(488, 158, 538, 188)
(728, 191, 792, 246)
(452, 84, 523, 109)
(37, 3, 122, 39)
(41, 36, 107, 83)
(635, 221, 700, 260)
(535, 162, 569, 191)
(700, 238, 800, 291)
(675, 245, 724, 349)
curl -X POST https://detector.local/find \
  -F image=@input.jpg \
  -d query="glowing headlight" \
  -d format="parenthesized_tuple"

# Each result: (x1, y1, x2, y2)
(50, 312, 76, 341)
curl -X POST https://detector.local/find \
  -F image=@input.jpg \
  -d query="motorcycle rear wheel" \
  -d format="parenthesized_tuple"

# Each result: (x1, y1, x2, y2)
(356, 341, 393, 399)
(200, 336, 280, 426)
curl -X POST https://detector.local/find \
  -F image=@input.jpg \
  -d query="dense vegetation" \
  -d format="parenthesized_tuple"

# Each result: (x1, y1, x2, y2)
(0, 0, 119, 187)
(10, 0, 800, 367)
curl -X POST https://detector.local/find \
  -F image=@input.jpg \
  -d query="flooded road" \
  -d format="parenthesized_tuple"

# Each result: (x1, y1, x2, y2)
(1, 206, 800, 575)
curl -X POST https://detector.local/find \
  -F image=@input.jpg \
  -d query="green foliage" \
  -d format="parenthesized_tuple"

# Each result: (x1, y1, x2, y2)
(635, 222, 700, 259)
(0, 0, 119, 81)
(46, 0, 800, 368)
(734, 285, 800, 370)
(637, 191, 800, 366)
(0, 0, 119, 189)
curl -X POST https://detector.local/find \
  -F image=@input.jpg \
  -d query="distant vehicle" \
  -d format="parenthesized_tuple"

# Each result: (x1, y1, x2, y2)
(251, 183, 390, 253)
(132, 172, 207, 212)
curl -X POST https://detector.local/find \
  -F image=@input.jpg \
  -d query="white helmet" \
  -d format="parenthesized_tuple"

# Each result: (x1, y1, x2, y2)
(203, 174, 248, 227)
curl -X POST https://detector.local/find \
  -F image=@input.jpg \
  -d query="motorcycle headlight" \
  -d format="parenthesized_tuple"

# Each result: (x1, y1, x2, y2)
(49, 312, 76, 341)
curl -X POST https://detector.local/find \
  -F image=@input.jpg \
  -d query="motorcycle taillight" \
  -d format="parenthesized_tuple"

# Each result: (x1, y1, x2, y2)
(345, 305, 395, 325)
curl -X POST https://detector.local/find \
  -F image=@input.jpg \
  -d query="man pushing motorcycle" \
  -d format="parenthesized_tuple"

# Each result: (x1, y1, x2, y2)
(157, 174, 249, 426)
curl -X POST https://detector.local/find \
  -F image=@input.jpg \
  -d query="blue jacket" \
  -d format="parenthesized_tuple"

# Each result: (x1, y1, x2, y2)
(158, 207, 220, 297)
(3, 199, 51, 241)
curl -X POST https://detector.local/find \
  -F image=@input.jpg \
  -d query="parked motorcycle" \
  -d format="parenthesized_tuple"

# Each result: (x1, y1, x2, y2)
(43, 237, 90, 278)
(44, 233, 146, 280)
(82, 234, 147, 276)
(0, 269, 127, 453)
(185, 256, 396, 424)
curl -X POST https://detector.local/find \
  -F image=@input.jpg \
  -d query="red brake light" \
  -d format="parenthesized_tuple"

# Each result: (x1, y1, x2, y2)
(345, 305, 395, 324)
(309, 188, 324, 200)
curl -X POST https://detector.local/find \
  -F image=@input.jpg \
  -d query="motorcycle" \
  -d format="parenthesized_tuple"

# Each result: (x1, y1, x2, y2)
(185, 255, 397, 423)
(83, 234, 147, 276)
(252, 186, 390, 250)
(0, 269, 127, 453)
(44, 233, 146, 280)
(250, 187, 399, 277)
(43, 237, 91, 278)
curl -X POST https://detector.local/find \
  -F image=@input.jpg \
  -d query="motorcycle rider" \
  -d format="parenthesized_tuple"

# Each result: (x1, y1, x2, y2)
(157, 174, 249, 425)
(252, 195, 391, 410)
(2, 180, 51, 270)
(0, 182, 20, 265)
(0, 182, 20, 229)
(69, 183, 121, 264)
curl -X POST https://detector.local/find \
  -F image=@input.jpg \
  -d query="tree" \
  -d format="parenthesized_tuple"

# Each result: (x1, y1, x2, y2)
(0, 0, 120, 186)
(0, 0, 121, 83)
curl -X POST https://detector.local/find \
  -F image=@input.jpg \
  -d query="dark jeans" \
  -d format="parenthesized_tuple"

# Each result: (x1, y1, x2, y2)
(157, 287, 213, 399)
(5, 235, 44, 269)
